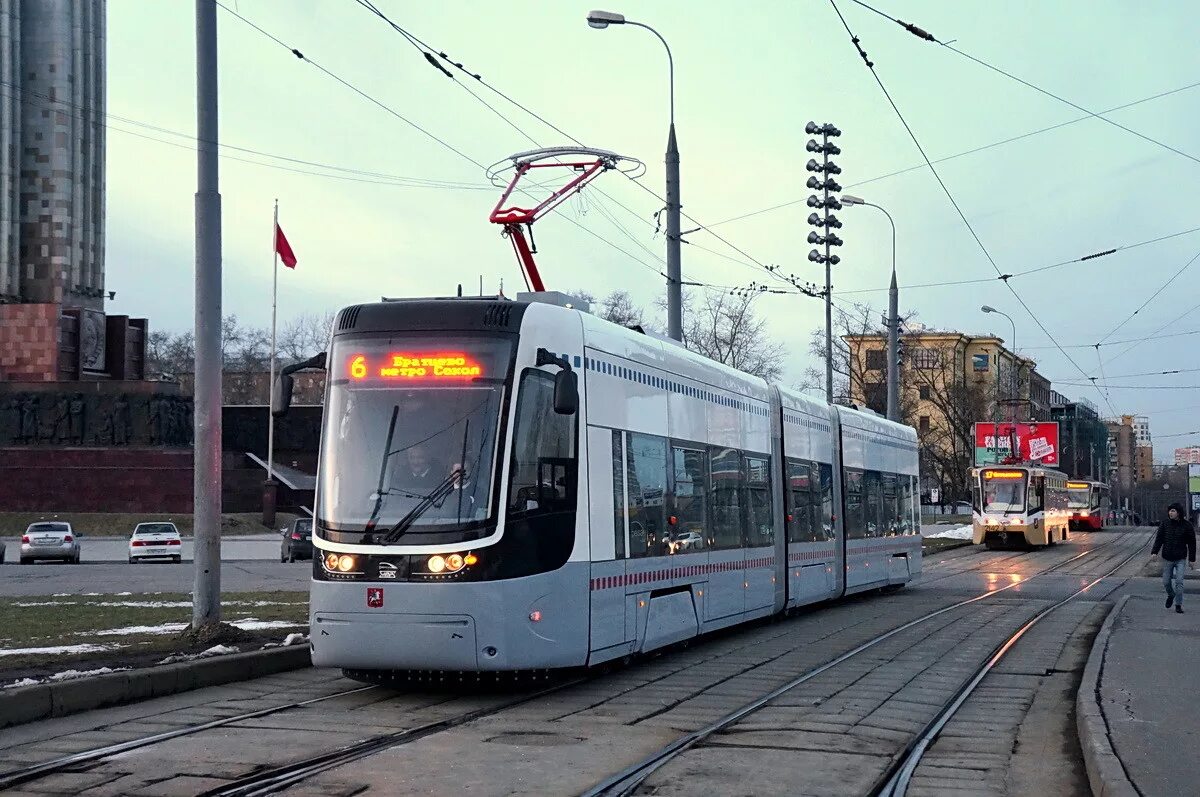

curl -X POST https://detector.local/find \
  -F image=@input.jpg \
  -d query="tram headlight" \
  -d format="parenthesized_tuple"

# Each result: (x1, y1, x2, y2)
(337, 554, 357, 572)
(428, 555, 447, 573)
(446, 554, 465, 572)
(324, 553, 340, 571)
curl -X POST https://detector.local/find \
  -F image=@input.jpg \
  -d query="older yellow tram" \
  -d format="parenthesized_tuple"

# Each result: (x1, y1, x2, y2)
(970, 466, 1070, 549)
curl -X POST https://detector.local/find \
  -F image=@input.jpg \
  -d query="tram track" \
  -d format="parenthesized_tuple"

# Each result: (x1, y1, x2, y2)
(0, 530, 1145, 796)
(0, 685, 380, 792)
(869, 534, 1148, 797)
(578, 530, 1149, 797)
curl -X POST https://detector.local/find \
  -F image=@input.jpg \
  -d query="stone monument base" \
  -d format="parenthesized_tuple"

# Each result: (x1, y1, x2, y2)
(0, 447, 193, 513)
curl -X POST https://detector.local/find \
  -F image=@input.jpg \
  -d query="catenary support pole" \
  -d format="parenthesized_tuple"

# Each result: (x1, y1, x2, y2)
(193, 0, 222, 629)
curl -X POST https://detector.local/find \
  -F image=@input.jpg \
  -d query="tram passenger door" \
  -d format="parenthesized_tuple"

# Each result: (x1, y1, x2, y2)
(588, 428, 628, 654)
(705, 447, 747, 624)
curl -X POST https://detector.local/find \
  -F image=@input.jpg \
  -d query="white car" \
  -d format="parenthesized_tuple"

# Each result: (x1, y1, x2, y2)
(20, 522, 81, 564)
(128, 522, 183, 563)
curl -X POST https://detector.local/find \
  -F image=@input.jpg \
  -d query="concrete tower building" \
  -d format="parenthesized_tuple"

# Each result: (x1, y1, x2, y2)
(0, 0, 141, 383)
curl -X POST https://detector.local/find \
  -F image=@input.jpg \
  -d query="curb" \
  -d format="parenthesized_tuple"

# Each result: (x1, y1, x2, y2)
(1076, 594, 1138, 797)
(0, 644, 310, 729)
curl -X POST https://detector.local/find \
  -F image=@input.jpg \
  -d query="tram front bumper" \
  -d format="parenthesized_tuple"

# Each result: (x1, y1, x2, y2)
(308, 567, 589, 671)
(311, 610, 480, 671)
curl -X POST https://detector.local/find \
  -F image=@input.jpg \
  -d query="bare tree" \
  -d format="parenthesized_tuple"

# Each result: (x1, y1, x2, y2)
(568, 288, 646, 328)
(145, 329, 195, 377)
(904, 353, 989, 507)
(278, 312, 336, 363)
(804, 300, 919, 417)
(682, 291, 785, 382)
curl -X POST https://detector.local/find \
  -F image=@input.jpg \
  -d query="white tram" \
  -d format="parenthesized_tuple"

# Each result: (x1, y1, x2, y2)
(275, 293, 921, 674)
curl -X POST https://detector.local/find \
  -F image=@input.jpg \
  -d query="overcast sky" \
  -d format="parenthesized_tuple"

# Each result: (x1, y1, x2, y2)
(104, 1, 1200, 456)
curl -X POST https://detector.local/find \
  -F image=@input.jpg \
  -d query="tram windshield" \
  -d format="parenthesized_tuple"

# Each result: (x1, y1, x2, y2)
(1067, 483, 1090, 510)
(980, 470, 1027, 514)
(316, 334, 512, 540)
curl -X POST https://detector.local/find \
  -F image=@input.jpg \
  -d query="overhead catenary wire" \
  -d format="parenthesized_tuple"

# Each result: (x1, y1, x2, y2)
(846, 0, 1200, 169)
(827, 0, 1108, 414)
(0, 83, 490, 191)
(1091, 246, 1200, 348)
(837, 223, 1200, 296)
(705, 80, 1200, 230)
(1103, 298, 1200, 368)
(215, 2, 741, 300)
(346, 0, 822, 299)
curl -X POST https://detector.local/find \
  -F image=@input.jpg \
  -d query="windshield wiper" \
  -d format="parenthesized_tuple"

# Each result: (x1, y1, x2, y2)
(363, 405, 401, 535)
(380, 466, 466, 544)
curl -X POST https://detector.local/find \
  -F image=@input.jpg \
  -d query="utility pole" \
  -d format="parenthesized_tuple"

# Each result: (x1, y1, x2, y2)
(666, 123, 682, 341)
(887, 269, 899, 421)
(193, 0, 222, 629)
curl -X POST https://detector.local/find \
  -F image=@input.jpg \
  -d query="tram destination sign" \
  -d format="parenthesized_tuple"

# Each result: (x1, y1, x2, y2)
(973, 422, 1059, 466)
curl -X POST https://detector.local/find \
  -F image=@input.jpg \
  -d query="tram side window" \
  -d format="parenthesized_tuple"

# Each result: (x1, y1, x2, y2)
(709, 447, 744, 550)
(844, 469, 866, 539)
(881, 473, 898, 536)
(786, 459, 814, 543)
(904, 475, 918, 533)
(611, 430, 626, 559)
(820, 463, 834, 540)
(1028, 475, 1045, 513)
(670, 446, 708, 553)
(864, 470, 882, 537)
(627, 434, 668, 558)
(507, 370, 576, 516)
(744, 455, 774, 547)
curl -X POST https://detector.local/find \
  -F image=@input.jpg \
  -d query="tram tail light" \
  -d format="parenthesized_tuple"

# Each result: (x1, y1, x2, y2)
(529, 610, 542, 622)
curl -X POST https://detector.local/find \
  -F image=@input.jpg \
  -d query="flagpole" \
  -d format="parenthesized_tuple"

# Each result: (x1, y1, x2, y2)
(268, 199, 278, 487)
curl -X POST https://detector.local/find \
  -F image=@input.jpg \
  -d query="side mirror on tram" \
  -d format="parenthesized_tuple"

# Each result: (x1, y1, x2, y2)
(272, 351, 327, 418)
(554, 369, 579, 415)
(272, 373, 294, 418)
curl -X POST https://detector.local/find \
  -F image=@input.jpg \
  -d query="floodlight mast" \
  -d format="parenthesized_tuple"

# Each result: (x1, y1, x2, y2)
(489, 147, 631, 293)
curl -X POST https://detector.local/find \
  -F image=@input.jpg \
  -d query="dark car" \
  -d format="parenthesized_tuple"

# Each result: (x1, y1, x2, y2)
(280, 518, 314, 562)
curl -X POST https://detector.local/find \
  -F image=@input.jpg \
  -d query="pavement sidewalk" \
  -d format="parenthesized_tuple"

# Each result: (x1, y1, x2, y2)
(1079, 575, 1200, 797)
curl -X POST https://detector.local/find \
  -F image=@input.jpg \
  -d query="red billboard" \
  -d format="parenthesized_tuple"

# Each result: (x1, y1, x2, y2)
(973, 422, 1060, 466)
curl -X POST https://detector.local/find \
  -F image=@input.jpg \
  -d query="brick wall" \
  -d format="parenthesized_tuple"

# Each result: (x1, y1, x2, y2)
(0, 304, 59, 382)
(0, 447, 193, 512)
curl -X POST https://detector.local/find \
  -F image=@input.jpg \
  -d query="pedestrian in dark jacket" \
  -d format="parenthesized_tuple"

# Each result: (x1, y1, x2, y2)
(1151, 503, 1196, 613)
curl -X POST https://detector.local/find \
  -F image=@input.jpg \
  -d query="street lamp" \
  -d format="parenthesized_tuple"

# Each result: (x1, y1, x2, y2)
(588, 10, 683, 342)
(805, 121, 842, 403)
(843, 195, 899, 421)
(981, 305, 1017, 463)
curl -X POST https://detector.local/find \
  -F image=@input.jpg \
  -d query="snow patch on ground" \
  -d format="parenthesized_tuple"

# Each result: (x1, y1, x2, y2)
(922, 525, 974, 540)
(158, 644, 240, 665)
(94, 622, 188, 637)
(0, 643, 115, 658)
(91, 618, 302, 638)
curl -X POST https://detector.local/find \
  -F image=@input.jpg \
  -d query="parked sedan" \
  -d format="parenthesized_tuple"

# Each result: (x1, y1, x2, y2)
(20, 522, 81, 564)
(280, 518, 314, 562)
(128, 522, 183, 563)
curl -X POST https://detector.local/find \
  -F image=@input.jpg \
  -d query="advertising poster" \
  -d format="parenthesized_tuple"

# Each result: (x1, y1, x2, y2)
(973, 422, 1060, 466)
(1189, 463, 1200, 494)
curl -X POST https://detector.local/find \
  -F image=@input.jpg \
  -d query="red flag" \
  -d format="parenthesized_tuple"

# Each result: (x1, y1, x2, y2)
(275, 224, 297, 269)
